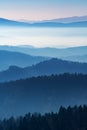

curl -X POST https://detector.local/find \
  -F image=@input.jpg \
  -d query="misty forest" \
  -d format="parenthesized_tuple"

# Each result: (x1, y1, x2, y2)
(0, 29, 87, 130)
(0, 1, 87, 128)
(0, 105, 87, 130)
(0, 45, 87, 130)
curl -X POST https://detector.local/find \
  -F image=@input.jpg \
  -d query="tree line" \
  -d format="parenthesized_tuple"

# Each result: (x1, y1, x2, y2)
(0, 105, 87, 130)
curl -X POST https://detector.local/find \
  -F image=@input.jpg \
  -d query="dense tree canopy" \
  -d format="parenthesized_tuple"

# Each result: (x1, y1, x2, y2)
(0, 105, 87, 130)
(0, 73, 87, 118)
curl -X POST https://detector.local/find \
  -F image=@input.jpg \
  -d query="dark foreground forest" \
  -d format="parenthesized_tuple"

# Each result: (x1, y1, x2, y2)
(0, 73, 87, 118)
(0, 105, 87, 130)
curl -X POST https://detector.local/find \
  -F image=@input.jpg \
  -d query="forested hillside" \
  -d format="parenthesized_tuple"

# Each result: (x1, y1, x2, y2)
(0, 74, 87, 118)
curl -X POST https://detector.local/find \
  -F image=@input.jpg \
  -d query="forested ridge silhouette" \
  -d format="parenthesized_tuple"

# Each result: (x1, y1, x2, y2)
(0, 105, 87, 130)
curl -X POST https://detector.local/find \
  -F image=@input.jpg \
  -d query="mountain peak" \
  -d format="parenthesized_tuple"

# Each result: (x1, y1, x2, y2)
(8, 65, 21, 70)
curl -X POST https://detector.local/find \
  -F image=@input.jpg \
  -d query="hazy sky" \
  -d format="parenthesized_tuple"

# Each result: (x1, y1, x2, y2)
(0, 0, 87, 21)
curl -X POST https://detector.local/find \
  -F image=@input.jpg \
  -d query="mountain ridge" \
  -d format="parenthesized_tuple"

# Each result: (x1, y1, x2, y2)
(0, 50, 47, 71)
(0, 18, 87, 27)
(0, 45, 87, 57)
(0, 58, 87, 82)
(44, 16, 87, 23)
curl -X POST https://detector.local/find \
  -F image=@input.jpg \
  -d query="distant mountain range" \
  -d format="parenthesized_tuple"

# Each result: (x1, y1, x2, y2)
(0, 45, 87, 63)
(0, 50, 47, 71)
(63, 55, 87, 63)
(23, 16, 87, 23)
(0, 58, 87, 82)
(0, 18, 87, 27)
(44, 16, 87, 23)
(0, 18, 29, 26)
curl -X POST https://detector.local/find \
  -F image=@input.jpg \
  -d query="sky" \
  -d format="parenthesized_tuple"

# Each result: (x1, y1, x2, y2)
(0, 0, 87, 21)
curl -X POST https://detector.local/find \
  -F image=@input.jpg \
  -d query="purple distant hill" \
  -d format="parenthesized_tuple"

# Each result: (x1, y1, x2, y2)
(43, 16, 87, 23)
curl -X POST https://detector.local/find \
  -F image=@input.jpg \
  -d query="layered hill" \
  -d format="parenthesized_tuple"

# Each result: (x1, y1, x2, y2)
(0, 46, 87, 63)
(43, 16, 87, 23)
(0, 18, 87, 27)
(63, 54, 87, 63)
(0, 50, 47, 71)
(0, 74, 87, 118)
(0, 58, 87, 82)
